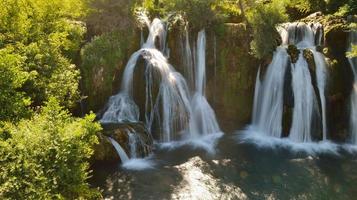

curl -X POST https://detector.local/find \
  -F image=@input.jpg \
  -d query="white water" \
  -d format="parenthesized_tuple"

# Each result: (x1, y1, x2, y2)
(108, 137, 129, 163)
(189, 30, 221, 137)
(128, 132, 138, 158)
(183, 25, 194, 91)
(289, 53, 318, 143)
(348, 31, 357, 144)
(313, 50, 328, 140)
(252, 47, 289, 137)
(109, 135, 156, 170)
(248, 22, 329, 146)
(101, 17, 221, 145)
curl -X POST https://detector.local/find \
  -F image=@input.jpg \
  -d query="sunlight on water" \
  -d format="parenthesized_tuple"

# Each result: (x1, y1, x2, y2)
(171, 157, 247, 200)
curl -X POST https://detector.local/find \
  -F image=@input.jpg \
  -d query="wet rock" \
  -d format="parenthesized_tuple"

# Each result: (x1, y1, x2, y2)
(92, 122, 153, 163)
(287, 45, 300, 63)
(303, 49, 316, 73)
(92, 132, 120, 162)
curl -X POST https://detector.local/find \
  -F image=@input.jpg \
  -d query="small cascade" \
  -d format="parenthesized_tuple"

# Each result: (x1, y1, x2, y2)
(128, 132, 138, 158)
(189, 30, 221, 136)
(101, 15, 221, 143)
(348, 31, 357, 144)
(250, 22, 328, 143)
(127, 131, 149, 158)
(183, 24, 194, 91)
(108, 137, 129, 163)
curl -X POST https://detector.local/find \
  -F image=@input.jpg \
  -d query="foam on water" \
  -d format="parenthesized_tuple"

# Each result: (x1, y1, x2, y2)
(238, 126, 340, 156)
(121, 156, 156, 171)
(157, 132, 224, 155)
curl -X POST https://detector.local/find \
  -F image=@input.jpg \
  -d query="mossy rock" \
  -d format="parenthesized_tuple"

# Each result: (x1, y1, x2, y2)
(92, 122, 153, 163)
(92, 132, 120, 163)
(287, 45, 300, 63)
(303, 49, 316, 73)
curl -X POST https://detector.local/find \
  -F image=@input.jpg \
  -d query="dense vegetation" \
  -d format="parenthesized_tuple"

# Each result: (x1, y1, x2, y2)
(0, 0, 355, 198)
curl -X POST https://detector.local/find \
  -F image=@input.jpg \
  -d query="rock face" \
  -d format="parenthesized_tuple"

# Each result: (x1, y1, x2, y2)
(167, 23, 259, 132)
(207, 24, 259, 132)
(92, 122, 153, 163)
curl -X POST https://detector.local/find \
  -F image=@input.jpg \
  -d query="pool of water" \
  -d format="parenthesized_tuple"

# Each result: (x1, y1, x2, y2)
(90, 132, 357, 200)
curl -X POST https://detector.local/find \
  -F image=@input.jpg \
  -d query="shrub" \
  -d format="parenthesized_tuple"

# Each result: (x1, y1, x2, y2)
(0, 98, 102, 199)
(81, 31, 135, 112)
(247, 0, 288, 59)
(0, 47, 32, 122)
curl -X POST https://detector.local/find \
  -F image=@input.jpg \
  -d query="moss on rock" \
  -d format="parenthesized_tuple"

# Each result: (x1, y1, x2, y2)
(92, 122, 153, 163)
(287, 45, 300, 63)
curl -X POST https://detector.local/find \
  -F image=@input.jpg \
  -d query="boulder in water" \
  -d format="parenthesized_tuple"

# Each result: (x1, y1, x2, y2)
(287, 45, 300, 63)
(92, 122, 153, 162)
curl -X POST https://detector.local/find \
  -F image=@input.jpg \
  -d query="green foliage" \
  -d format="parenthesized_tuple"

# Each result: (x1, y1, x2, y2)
(81, 31, 134, 112)
(0, 98, 102, 199)
(138, 0, 225, 29)
(285, 0, 326, 16)
(0, 47, 32, 122)
(347, 23, 357, 58)
(347, 44, 357, 58)
(247, 0, 288, 59)
(0, 0, 86, 110)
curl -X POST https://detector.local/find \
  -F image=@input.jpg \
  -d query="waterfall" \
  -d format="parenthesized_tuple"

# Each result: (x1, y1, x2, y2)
(189, 30, 221, 136)
(348, 31, 357, 144)
(289, 53, 319, 142)
(183, 25, 194, 91)
(195, 30, 206, 96)
(108, 137, 129, 163)
(313, 50, 328, 140)
(128, 132, 138, 158)
(252, 67, 261, 124)
(252, 47, 289, 137)
(251, 22, 327, 143)
(101, 16, 221, 143)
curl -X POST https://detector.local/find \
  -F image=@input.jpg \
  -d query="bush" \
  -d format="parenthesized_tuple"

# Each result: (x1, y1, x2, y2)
(0, 0, 86, 110)
(0, 47, 32, 122)
(0, 98, 102, 199)
(247, 0, 288, 59)
(138, 0, 224, 29)
(81, 31, 135, 112)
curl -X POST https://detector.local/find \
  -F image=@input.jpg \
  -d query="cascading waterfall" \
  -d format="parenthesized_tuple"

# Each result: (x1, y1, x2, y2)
(250, 22, 327, 143)
(289, 52, 318, 142)
(252, 47, 289, 137)
(348, 31, 357, 144)
(313, 50, 328, 140)
(189, 30, 221, 136)
(101, 16, 221, 143)
(108, 137, 129, 163)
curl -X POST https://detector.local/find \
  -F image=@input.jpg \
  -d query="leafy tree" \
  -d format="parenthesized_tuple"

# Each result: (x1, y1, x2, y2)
(0, 47, 32, 122)
(81, 31, 135, 112)
(247, 0, 288, 59)
(0, 98, 102, 199)
(0, 0, 87, 111)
